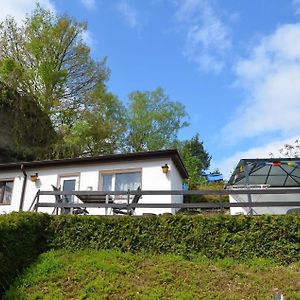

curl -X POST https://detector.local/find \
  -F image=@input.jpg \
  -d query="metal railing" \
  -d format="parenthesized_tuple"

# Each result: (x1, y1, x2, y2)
(30, 188, 300, 214)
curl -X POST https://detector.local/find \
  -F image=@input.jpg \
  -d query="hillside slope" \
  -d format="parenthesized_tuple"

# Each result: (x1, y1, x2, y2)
(4, 250, 300, 300)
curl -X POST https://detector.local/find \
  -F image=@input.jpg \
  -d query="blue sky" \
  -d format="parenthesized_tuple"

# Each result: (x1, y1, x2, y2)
(2, 0, 300, 178)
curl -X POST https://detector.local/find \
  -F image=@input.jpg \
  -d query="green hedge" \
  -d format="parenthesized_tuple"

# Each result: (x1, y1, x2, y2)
(48, 214, 300, 264)
(0, 212, 50, 296)
(1, 213, 300, 296)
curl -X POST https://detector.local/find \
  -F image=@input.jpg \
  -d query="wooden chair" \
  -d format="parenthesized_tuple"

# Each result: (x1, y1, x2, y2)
(112, 186, 141, 216)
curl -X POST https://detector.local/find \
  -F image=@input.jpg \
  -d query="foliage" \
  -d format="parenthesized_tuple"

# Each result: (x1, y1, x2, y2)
(0, 212, 50, 297)
(125, 87, 189, 152)
(279, 139, 300, 158)
(5, 249, 300, 300)
(0, 6, 108, 116)
(2, 213, 300, 297)
(176, 134, 211, 188)
(183, 181, 229, 204)
(48, 214, 300, 264)
(52, 84, 127, 157)
(269, 139, 300, 158)
(0, 6, 129, 159)
(0, 82, 57, 161)
(0, 6, 203, 161)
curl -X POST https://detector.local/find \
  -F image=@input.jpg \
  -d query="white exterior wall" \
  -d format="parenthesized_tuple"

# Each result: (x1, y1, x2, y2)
(229, 190, 300, 215)
(0, 158, 184, 215)
(170, 160, 184, 214)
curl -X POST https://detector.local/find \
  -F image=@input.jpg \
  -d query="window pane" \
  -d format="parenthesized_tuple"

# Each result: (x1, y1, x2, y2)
(0, 181, 13, 204)
(115, 172, 141, 191)
(103, 175, 113, 191)
(0, 182, 4, 203)
(62, 179, 76, 204)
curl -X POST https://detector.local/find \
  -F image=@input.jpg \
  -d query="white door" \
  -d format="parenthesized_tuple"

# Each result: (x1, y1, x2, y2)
(59, 176, 79, 214)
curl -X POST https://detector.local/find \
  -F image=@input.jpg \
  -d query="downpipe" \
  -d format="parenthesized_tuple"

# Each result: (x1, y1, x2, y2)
(19, 164, 27, 211)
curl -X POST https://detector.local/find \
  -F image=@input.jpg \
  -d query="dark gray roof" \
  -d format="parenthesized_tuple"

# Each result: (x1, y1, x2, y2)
(0, 149, 188, 179)
(227, 158, 300, 187)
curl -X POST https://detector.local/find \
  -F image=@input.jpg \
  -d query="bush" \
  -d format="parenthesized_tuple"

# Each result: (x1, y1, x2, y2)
(48, 214, 300, 264)
(2, 212, 300, 296)
(0, 212, 50, 296)
(184, 182, 229, 203)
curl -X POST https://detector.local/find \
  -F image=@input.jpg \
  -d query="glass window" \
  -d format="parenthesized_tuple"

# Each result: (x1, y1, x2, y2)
(62, 179, 76, 204)
(103, 175, 113, 191)
(102, 172, 141, 191)
(0, 180, 13, 204)
(115, 172, 141, 191)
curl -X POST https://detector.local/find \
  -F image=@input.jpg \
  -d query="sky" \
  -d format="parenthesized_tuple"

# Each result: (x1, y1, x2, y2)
(1, 0, 300, 178)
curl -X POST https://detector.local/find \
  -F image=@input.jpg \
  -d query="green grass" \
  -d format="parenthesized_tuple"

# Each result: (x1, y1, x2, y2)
(4, 250, 300, 300)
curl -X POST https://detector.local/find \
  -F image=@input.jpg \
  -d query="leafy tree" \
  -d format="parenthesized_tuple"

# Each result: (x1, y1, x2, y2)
(0, 6, 128, 159)
(177, 134, 211, 187)
(125, 87, 189, 152)
(53, 84, 127, 157)
(0, 6, 108, 119)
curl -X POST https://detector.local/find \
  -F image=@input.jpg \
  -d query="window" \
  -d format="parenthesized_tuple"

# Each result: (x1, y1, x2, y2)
(102, 171, 141, 191)
(0, 180, 14, 205)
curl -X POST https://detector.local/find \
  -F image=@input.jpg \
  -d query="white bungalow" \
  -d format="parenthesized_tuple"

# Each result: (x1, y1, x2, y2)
(226, 158, 300, 215)
(0, 150, 188, 215)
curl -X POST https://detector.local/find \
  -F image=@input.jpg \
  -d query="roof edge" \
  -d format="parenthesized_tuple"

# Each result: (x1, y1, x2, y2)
(0, 149, 189, 179)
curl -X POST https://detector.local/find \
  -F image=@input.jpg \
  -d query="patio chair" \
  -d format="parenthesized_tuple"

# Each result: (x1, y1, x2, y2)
(51, 185, 89, 215)
(112, 186, 141, 216)
(51, 185, 62, 215)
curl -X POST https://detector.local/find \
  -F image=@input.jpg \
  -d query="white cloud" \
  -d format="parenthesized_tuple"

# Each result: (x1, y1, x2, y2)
(80, 0, 96, 10)
(117, 1, 138, 29)
(0, 0, 55, 24)
(222, 23, 300, 143)
(174, 0, 231, 73)
(215, 136, 300, 180)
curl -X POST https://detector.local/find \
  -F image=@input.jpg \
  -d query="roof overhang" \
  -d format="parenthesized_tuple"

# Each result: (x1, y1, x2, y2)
(0, 149, 189, 179)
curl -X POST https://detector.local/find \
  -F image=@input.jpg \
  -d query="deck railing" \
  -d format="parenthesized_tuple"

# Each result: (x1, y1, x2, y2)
(31, 188, 300, 214)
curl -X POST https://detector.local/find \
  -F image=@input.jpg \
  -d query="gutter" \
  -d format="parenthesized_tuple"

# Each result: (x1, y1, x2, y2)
(19, 164, 27, 211)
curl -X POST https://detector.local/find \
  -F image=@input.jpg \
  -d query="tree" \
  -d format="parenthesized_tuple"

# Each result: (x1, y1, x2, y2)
(125, 87, 189, 152)
(269, 140, 300, 159)
(0, 6, 108, 120)
(53, 84, 127, 157)
(279, 140, 299, 158)
(0, 6, 128, 159)
(177, 134, 211, 187)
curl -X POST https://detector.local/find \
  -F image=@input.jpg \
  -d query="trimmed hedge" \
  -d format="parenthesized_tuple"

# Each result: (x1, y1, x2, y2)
(1, 213, 300, 296)
(0, 212, 50, 296)
(48, 214, 300, 264)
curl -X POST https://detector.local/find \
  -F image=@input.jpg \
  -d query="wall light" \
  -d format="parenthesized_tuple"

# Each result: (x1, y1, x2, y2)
(30, 173, 39, 182)
(161, 164, 169, 174)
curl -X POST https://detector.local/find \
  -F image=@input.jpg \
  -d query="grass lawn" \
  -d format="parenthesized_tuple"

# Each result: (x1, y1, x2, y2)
(4, 250, 300, 300)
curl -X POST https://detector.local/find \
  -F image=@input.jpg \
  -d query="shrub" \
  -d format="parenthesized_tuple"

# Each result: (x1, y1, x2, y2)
(184, 182, 229, 203)
(0, 212, 50, 296)
(48, 214, 300, 264)
(2, 212, 300, 297)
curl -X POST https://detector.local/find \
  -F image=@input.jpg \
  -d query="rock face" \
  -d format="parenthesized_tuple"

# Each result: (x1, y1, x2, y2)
(0, 83, 56, 162)
(0, 106, 18, 162)
(0, 109, 14, 151)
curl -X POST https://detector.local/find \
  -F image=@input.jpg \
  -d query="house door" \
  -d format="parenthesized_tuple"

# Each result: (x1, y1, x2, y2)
(59, 176, 79, 214)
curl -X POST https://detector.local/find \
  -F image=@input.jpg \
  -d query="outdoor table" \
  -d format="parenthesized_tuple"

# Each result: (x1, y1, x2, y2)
(77, 194, 113, 215)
